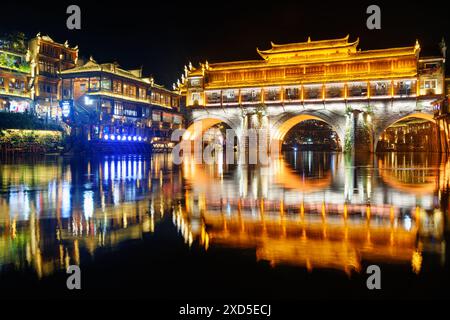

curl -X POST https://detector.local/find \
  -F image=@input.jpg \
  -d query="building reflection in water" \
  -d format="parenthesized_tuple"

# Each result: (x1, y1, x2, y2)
(0, 154, 182, 278)
(177, 152, 448, 275)
(0, 152, 448, 279)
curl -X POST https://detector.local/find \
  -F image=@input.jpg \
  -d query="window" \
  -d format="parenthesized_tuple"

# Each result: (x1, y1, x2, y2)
(241, 89, 261, 103)
(370, 81, 390, 96)
(425, 63, 438, 69)
(123, 83, 136, 97)
(152, 111, 161, 122)
(222, 89, 239, 103)
(0, 77, 4, 88)
(173, 115, 182, 124)
(348, 82, 368, 98)
(191, 92, 201, 105)
(171, 97, 179, 108)
(285, 87, 300, 100)
(89, 77, 100, 91)
(101, 77, 111, 91)
(39, 61, 56, 74)
(113, 80, 122, 94)
(162, 112, 172, 123)
(394, 80, 414, 96)
(303, 85, 322, 100)
(325, 84, 344, 99)
(189, 78, 202, 87)
(206, 91, 221, 104)
(114, 101, 123, 115)
(264, 88, 281, 101)
(424, 80, 437, 89)
(138, 87, 146, 99)
(421, 79, 437, 95)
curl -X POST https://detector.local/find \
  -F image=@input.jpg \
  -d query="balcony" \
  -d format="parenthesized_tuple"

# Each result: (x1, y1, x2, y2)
(197, 79, 423, 108)
(0, 87, 31, 98)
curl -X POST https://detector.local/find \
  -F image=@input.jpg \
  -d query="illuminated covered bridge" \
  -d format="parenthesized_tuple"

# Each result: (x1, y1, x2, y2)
(178, 35, 446, 153)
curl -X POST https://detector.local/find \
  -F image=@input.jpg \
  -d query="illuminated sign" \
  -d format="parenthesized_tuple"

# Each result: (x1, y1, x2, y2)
(60, 100, 73, 118)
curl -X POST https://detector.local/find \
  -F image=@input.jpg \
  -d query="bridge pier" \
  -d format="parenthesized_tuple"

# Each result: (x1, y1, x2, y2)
(349, 109, 374, 153)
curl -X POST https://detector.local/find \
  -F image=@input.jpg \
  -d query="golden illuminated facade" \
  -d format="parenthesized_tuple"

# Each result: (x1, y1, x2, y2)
(183, 35, 444, 106)
(179, 36, 446, 153)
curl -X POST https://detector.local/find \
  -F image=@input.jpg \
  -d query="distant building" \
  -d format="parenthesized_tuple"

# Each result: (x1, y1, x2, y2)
(60, 58, 182, 143)
(28, 34, 78, 120)
(0, 33, 33, 113)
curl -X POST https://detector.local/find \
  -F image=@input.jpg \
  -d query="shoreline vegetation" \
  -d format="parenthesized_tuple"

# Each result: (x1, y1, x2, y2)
(0, 112, 65, 154)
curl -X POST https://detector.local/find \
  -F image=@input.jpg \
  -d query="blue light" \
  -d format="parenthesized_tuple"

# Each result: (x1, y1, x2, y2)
(133, 136, 137, 141)
(104, 134, 109, 140)
(117, 135, 122, 141)
(122, 136, 126, 141)
(128, 136, 132, 141)
(110, 135, 116, 141)
(138, 136, 142, 142)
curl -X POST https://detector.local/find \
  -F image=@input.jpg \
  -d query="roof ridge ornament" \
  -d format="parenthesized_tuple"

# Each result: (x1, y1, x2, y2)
(439, 37, 447, 62)
(414, 40, 421, 57)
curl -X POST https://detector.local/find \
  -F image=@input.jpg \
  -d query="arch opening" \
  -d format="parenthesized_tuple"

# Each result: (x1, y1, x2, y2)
(182, 117, 239, 150)
(274, 115, 343, 152)
(376, 114, 438, 152)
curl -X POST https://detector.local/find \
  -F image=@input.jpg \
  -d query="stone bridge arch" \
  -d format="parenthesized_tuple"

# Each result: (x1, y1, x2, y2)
(373, 112, 436, 152)
(269, 110, 347, 151)
(182, 109, 242, 142)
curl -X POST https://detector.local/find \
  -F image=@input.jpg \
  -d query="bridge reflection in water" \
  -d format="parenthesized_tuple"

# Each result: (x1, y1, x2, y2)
(0, 152, 448, 282)
(177, 152, 447, 275)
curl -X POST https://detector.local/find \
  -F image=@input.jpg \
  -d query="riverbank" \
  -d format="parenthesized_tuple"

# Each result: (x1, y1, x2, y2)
(0, 112, 65, 154)
(0, 129, 64, 154)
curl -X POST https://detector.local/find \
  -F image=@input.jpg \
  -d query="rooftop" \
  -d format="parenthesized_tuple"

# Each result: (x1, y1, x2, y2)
(189, 36, 421, 74)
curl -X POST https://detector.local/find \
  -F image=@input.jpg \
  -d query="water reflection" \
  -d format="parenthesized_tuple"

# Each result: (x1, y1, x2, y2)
(177, 152, 447, 275)
(0, 154, 181, 278)
(0, 152, 448, 282)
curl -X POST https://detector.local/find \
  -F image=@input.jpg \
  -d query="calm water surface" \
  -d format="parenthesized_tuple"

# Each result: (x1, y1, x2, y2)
(0, 152, 449, 299)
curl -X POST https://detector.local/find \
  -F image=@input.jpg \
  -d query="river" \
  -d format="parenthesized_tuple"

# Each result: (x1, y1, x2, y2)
(0, 152, 449, 299)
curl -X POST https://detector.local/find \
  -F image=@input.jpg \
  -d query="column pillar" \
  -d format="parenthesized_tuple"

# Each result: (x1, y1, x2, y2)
(346, 109, 374, 153)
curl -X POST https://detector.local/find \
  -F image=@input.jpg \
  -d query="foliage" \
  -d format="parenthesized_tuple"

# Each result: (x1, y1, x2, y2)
(0, 32, 27, 53)
(0, 112, 63, 131)
(0, 129, 63, 150)
(254, 103, 267, 129)
(344, 122, 353, 153)
(345, 105, 353, 115)
(0, 52, 30, 72)
(364, 104, 374, 114)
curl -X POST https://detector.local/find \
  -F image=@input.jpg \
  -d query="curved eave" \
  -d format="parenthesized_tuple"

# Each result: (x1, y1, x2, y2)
(360, 46, 418, 57)
(269, 34, 350, 50)
(60, 68, 151, 85)
(257, 39, 360, 60)
(202, 52, 417, 73)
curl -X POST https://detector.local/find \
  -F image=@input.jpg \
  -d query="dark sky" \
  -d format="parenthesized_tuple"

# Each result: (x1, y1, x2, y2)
(1, 1, 449, 87)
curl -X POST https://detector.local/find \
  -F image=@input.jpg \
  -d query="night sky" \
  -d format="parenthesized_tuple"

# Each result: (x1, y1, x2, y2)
(1, 1, 449, 87)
